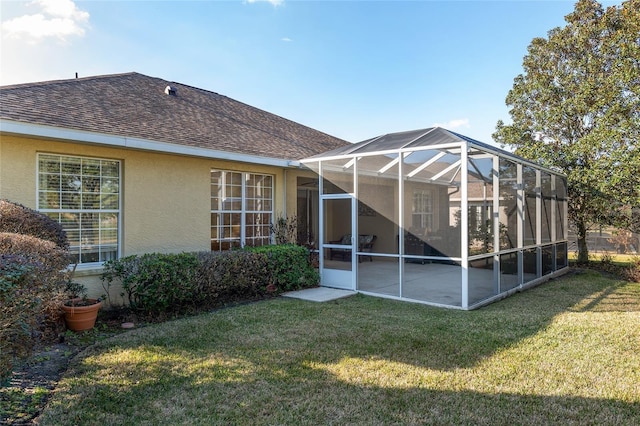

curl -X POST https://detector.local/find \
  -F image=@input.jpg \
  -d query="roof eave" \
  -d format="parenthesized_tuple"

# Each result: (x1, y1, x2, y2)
(0, 119, 300, 168)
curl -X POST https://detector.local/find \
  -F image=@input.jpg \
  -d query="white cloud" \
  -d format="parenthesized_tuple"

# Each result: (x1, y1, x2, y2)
(1, 0, 90, 42)
(281, 37, 292, 42)
(432, 118, 470, 130)
(246, 0, 284, 7)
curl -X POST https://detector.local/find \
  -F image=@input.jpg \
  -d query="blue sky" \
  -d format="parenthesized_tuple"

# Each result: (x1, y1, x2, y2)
(0, 0, 615, 145)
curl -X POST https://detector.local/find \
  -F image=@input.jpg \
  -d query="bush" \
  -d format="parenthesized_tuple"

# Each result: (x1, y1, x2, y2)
(0, 199, 68, 249)
(102, 252, 199, 315)
(102, 245, 319, 318)
(247, 244, 319, 292)
(195, 250, 270, 303)
(623, 256, 640, 282)
(0, 233, 70, 285)
(0, 254, 38, 379)
(0, 235, 69, 380)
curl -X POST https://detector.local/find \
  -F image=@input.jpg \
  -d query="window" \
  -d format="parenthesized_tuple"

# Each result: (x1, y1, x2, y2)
(412, 190, 433, 231)
(211, 170, 273, 250)
(38, 154, 120, 264)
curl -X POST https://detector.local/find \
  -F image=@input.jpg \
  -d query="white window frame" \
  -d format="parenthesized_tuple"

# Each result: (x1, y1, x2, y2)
(210, 170, 274, 251)
(37, 153, 121, 265)
(412, 189, 434, 231)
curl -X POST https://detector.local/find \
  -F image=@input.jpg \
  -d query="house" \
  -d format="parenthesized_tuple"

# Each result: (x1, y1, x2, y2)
(0, 72, 348, 299)
(0, 72, 569, 310)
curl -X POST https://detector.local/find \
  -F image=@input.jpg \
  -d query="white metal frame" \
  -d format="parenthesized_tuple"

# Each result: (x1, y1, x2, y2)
(308, 137, 569, 309)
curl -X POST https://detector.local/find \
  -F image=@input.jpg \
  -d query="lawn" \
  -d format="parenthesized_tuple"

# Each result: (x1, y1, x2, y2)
(38, 271, 639, 425)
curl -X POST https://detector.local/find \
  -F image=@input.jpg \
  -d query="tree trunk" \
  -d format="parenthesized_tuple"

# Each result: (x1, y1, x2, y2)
(576, 219, 589, 265)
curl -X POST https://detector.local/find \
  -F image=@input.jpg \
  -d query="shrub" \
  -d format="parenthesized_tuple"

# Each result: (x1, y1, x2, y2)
(102, 252, 200, 316)
(247, 244, 319, 292)
(0, 233, 70, 285)
(0, 200, 68, 249)
(102, 245, 319, 318)
(0, 254, 37, 379)
(623, 256, 640, 282)
(195, 250, 270, 304)
(0, 235, 68, 380)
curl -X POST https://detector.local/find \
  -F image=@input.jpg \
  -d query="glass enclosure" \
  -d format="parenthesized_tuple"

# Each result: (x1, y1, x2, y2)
(301, 127, 569, 309)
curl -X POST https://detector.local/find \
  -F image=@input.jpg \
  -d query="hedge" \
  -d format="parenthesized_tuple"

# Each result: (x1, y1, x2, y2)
(102, 245, 319, 317)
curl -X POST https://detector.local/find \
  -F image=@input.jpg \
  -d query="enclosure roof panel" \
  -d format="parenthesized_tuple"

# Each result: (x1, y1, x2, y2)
(303, 126, 564, 176)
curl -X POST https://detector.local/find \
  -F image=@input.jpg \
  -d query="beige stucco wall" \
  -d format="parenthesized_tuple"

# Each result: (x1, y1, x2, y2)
(1, 134, 303, 304)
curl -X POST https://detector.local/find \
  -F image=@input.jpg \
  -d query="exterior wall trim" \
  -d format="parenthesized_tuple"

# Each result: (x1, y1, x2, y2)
(0, 119, 300, 168)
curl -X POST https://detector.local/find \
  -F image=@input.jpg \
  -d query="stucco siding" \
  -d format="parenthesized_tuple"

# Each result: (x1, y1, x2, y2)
(0, 134, 297, 302)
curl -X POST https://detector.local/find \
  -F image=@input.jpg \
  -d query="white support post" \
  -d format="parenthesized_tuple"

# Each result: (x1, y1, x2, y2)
(318, 162, 324, 274)
(461, 144, 469, 309)
(241, 174, 247, 247)
(536, 170, 542, 276)
(398, 152, 404, 298)
(352, 158, 358, 287)
(517, 164, 524, 285)
(551, 175, 557, 242)
(493, 154, 500, 292)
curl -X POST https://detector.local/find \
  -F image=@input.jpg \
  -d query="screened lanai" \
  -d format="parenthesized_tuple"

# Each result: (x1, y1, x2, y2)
(300, 127, 569, 309)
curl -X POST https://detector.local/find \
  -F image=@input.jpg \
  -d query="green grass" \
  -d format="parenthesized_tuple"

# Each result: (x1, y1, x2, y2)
(39, 271, 640, 425)
(569, 251, 639, 266)
(0, 386, 48, 424)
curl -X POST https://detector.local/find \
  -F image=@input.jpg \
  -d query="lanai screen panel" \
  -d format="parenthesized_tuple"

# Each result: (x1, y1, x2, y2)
(356, 154, 400, 297)
(402, 147, 463, 306)
(302, 127, 569, 309)
(466, 149, 498, 305)
(403, 147, 463, 260)
(498, 158, 519, 291)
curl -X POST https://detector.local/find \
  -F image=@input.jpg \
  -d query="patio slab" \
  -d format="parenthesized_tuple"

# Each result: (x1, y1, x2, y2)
(282, 287, 356, 302)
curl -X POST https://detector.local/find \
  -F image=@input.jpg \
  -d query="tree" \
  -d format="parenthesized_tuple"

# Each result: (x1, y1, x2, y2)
(494, 0, 640, 264)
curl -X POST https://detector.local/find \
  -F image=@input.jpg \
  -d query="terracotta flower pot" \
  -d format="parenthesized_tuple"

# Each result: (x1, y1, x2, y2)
(62, 299, 102, 331)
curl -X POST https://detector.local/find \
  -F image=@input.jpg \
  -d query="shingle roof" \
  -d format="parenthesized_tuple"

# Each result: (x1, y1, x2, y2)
(0, 72, 349, 161)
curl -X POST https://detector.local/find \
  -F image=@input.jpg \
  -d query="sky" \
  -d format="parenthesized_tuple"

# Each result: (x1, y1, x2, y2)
(0, 0, 618, 145)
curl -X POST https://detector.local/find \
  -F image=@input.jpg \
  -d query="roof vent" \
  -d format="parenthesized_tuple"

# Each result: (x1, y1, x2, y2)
(164, 85, 177, 96)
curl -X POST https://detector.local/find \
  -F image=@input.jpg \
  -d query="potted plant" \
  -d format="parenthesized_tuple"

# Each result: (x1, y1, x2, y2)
(62, 274, 102, 332)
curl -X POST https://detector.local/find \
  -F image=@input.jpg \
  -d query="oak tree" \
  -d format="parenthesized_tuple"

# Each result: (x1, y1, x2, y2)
(494, 0, 640, 264)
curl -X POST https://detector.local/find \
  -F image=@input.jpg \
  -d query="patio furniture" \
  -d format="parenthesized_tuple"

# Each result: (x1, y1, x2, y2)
(329, 234, 377, 262)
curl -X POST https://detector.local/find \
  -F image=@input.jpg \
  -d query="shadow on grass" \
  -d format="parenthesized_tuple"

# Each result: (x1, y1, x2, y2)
(39, 343, 640, 425)
(37, 270, 640, 425)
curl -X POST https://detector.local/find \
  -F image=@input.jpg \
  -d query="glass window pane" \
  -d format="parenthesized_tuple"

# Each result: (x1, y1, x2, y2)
(39, 155, 60, 173)
(82, 158, 101, 176)
(82, 193, 100, 209)
(101, 177, 119, 194)
(39, 191, 60, 209)
(40, 173, 60, 191)
(211, 171, 274, 250)
(38, 154, 120, 264)
(101, 193, 119, 210)
(61, 157, 81, 175)
(102, 161, 119, 177)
